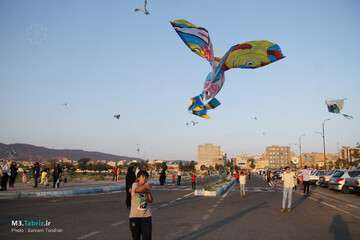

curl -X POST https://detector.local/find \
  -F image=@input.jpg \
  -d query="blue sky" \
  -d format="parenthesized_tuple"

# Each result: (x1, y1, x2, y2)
(0, 0, 359, 160)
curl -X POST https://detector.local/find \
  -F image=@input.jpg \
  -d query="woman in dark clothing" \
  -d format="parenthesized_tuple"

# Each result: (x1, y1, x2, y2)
(9, 161, 18, 187)
(125, 165, 136, 209)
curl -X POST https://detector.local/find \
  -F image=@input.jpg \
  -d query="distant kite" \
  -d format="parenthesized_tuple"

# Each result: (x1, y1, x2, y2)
(63, 103, 68, 107)
(253, 116, 258, 120)
(134, 0, 150, 15)
(114, 114, 121, 120)
(186, 121, 199, 126)
(170, 19, 285, 118)
(325, 99, 353, 119)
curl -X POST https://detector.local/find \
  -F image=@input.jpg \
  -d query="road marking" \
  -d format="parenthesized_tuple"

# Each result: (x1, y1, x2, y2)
(111, 220, 125, 227)
(77, 231, 100, 240)
(160, 203, 168, 208)
(309, 196, 360, 220)
(176, 197, 182, 201)
(202, 214, 210, 220)
(208, 208, 214, 213)
(213, 204, 218, 208)
(347, 204, 360, 209)
(169, 200, 175, 204)
(192, 223, 201, 231)
(183, 192, 194, 198)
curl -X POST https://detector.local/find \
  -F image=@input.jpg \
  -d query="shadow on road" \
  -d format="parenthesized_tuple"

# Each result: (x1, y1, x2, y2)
(329, 215, 352, 240)
(292, 195, 306, 210)
(176, 201, 268, 240)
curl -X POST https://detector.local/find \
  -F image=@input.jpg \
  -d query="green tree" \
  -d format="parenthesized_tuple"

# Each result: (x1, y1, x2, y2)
(78, 158, 91, 170)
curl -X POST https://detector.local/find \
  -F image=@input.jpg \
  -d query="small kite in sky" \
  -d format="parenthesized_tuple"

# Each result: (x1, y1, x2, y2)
(63, 103, 68, 107)
(114, 114, 121, 120)
(186, 121, 199, 126)
(170, 19, 285, 119)
(325, 99, 353, 119)
(253, 116, 258, 120)
(134, 0, 150, 15)
(136, 144, 141, 154)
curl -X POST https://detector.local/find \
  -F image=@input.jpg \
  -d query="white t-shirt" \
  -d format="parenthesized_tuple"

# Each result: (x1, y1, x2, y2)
(302, 169, 311, 181)
(129, 182, 151, 218)
(282, 172, 295, 188)
(239, 175, 246, 184)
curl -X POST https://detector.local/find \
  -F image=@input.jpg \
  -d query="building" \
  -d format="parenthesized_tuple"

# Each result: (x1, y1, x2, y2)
(265, 145, 290, 169)
(340, 146, 360, 163)
(197, 144, 223, 168)
(302, 152, 338, 168)
(254, 154, 268, 169)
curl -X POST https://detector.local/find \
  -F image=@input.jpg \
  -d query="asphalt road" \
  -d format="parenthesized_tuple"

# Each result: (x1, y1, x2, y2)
(0, 175, 359, 240)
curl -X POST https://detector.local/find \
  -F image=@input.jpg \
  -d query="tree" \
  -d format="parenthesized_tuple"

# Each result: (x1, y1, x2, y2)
(200, 165, 207, 171)
(78, 158, 91, 170)
(178, 161, 184, 171)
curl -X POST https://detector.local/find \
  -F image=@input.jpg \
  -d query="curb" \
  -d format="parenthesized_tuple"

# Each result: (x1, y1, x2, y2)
(194, 179, 235, 197)
(0, 184, 125, 200)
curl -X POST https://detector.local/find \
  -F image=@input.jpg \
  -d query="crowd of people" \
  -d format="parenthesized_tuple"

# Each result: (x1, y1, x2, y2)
(0, 160, 66, 191)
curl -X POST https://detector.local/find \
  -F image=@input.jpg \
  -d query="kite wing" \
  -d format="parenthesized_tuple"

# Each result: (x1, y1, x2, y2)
(217, 40, 285, 71)
(170, 19, 215, 65)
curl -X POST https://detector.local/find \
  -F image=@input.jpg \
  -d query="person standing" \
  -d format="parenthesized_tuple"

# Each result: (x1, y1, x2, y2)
(176, 169, 182, 186)
(0, 160, 10, 191)
(281, 166, 296, 213)
(9, 161, 18, 188)
(33, 162, 40, 188)
(52, 164, 62, 188)
(129, 170, 153, 240)
(126, 165, 136, 209)
(159, 167, 166, 186)
(239, 171, 246, 197)
(191, 172, 197, 190)
(116, 167, 121, 181)
(302, 165, 311, 196)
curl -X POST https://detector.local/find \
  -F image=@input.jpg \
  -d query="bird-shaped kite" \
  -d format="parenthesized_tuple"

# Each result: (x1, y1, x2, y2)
(114, 114, 121, 120)
(325, 99, 353, 119)
(134, 0, 150, 15)
(186, 121, 199, 126)
(170, 19, 285, 118)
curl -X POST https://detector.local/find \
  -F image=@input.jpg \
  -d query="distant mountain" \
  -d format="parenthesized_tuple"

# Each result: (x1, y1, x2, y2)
(0, 143, 143, 162)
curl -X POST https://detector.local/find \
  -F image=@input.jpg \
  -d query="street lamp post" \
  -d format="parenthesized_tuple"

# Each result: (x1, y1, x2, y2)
(298, 134, 306, 169)
(322, 119, 331, 170)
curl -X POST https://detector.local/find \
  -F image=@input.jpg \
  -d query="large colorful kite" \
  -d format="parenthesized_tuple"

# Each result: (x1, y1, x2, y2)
(170, 19, 285, 118)
(325, 99, 353, 119)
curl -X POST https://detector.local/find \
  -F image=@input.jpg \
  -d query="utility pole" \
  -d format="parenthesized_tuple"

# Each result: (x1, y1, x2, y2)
(322, 119, 331, 170)
(299, 134, 306, 168)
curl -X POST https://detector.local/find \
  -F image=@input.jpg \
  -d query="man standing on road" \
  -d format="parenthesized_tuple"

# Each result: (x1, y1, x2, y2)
(281, 166, 296, 213)
(302, 165, 311, 197)
(129, 170, 153, 240)
(0, 160, 10, 191)
(177, 169, 182, 186)
(33, 162, 40, 188)
(239, 171, 246, 197)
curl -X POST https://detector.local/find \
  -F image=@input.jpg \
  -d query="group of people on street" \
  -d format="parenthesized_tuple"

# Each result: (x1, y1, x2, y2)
(0, 160, 65, 190)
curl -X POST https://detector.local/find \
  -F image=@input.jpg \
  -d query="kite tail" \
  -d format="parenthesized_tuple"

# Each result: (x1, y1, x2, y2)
(188, 94, 210, 119)
(205, 98, 221, 110)
(342, 114, 353, 119)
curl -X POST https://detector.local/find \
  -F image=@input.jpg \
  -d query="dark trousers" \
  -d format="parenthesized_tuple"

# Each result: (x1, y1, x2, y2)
(129, 217, 152, 240)
(192, 182, 196, 190)
(9, 175, 16, 187)
(34, 176, 39, 188)
(177, 176, 181, 185)
(303, 181, 310, 195)
(1, 174, 9, 190)
(53, 176, 59, 188)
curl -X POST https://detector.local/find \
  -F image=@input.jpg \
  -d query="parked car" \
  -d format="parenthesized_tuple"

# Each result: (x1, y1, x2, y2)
(314, 170, 327, 185)
(318, 170, 337, 187)
(343, 170, 360, 193)
(328, 170, 351, 191)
